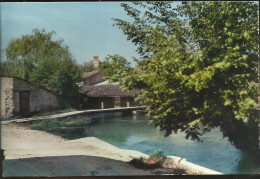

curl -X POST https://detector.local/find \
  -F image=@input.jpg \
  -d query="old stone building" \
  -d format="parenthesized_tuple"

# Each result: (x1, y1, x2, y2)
(83, 84, 139, 109)
(82, 71, 139, 109)
(0, 77, 59, 118)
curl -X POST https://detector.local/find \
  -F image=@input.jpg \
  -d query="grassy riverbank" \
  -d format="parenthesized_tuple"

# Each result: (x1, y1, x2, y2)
(1, 108, 76, 121)
(22, 117, 92, 139)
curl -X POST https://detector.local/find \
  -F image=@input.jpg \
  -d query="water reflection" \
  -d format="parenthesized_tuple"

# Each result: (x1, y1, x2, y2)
(236, 150, 260, 174)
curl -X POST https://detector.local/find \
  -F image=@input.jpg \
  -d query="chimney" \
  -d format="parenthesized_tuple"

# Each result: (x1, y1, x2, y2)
(93, 56, 99, 61)
(93, 56, 100, 68)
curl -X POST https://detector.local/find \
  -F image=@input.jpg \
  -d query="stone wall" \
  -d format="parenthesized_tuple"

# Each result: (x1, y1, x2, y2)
(30, 89, 59, 113)
(13, 78, 59, 114)
(0, 78, 15, 118)
(0, 77, 59, 118)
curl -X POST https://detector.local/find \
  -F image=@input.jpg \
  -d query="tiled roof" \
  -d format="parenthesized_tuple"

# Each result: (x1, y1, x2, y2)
(83, 85, 138, 97)
(82, 70, 103, 79)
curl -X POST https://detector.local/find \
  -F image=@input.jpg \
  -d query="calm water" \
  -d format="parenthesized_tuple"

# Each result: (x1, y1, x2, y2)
(53, 113, 260, 174)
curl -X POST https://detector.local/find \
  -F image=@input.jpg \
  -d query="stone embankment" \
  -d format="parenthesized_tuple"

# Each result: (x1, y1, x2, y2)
(1, 106, 146, 125)
(1, 120, 222, 176)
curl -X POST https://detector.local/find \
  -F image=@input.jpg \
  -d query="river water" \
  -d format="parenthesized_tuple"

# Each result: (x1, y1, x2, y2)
(52, 112, 260, 174)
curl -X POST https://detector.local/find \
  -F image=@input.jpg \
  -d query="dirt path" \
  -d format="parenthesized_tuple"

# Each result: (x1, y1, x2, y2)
(1, 123, 156, 176)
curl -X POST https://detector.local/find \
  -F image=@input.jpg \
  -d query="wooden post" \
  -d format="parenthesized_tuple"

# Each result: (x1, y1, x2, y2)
(101, 102, 104, 109)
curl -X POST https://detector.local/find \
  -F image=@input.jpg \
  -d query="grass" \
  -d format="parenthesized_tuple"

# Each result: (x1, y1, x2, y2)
(25, 117, 92, 130)
(0, 108, 76, 121)
(151, 150, 165, 158)
(22, 116, 92, 139)
(32, 108, 76, 117)
(0, 115, 20, 121)
(129, 150, 187, 174)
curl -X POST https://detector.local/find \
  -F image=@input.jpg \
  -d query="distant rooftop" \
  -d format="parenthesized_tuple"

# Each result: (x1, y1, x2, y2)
(83, 85, 138, 97)
(82, 70, 102, 79)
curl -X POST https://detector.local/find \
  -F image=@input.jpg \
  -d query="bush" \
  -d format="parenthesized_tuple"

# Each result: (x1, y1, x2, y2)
(129, 150, 187, 174)
(129, 150, 167, 169)
(151, 150, 164, 158)
(26, 116, 91, 131)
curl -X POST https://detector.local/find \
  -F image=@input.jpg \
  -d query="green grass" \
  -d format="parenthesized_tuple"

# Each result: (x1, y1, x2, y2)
(151, 150, 164, 158)
(28, 118, 60, 130)
(32, 108, 76, 117)
(0, 115, 20, 121)
(26, 117, 92, 130)
(22, 117, 92, 139)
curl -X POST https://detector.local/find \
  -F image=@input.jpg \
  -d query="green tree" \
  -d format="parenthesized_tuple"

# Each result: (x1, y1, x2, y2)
(2, 29, 85, 108)
(3, 29, 65, 79)
(99, 54, 131, 82)
(179, 2, 259, 143)
(79, 62, 95, 74)
(101, 2, 259, 144)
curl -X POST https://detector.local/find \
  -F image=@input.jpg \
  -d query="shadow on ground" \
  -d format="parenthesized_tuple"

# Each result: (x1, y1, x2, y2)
(3, 155, 155, 177)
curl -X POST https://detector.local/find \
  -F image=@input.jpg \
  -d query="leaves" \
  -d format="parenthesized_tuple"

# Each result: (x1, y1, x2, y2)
(1, 29, 85, 109)
(95, 2, 259, 143)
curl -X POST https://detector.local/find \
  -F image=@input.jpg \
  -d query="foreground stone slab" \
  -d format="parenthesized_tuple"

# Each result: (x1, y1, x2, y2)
(3, 155, 154, 177)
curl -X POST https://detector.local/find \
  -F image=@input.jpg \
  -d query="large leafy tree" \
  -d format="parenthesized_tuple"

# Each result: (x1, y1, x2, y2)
(99, 54, 131, 83)
(1, 29, 85, 108)
(100, 2, 259, 146)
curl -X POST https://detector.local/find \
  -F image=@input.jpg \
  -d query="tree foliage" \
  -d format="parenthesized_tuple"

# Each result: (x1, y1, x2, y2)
(1, 29, 85, 108)
(100, 2, 259, 144)
(99, 54, 131, 82)
(78, 62, 95, 75)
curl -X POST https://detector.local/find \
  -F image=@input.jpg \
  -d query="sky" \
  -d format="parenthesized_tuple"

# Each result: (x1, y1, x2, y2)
(0, 2, 140, 65)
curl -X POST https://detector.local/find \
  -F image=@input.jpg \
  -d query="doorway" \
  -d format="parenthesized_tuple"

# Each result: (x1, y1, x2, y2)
(114, 97, 121, 108)
(19, 91, 30, 117)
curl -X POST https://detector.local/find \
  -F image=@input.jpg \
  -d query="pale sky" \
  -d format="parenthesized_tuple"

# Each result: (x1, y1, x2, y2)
(0, 2, 141, 65)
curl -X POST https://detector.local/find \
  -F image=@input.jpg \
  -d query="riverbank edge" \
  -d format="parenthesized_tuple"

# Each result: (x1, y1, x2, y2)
(168, 156, 222, 175)
(1, 106, 146, 124)
(1, 122, 222, 175)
